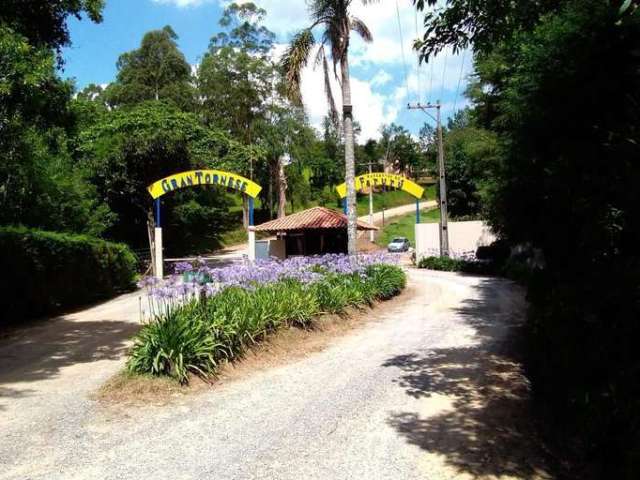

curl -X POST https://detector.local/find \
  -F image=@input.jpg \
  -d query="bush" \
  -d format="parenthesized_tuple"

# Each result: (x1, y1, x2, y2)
(128, 264, 406, 383)
(0, 226, 137, 323)
(417, 256, 466, 272)
(417, 255, 497, 275)
(366, 264, 407, 299)
(126, 309, 219, 382)
(476, 239, 510, 264)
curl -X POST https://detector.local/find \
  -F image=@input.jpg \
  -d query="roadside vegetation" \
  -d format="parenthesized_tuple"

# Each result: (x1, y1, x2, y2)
(1, 2, 428, 323)
(0, 226, 136, 324)
(414, 0, 640, 476)
(356, 184, 435, 217)
(128, 254, 406, 383)
(376, 208, 439, 248)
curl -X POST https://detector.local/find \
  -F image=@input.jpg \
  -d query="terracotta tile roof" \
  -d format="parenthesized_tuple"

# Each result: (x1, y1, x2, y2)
(254, 206, 378, 232)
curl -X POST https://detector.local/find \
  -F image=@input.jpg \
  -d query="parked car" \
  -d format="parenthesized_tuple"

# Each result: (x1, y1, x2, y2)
(387, 237, 411, 253)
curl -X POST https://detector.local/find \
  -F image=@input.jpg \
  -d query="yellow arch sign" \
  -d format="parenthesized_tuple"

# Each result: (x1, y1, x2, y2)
(147, 169, 262, 199)
(336, 173, 424, 199)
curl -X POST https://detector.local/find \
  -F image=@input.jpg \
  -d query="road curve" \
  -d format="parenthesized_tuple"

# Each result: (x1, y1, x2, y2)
(0, 270, 553, 480)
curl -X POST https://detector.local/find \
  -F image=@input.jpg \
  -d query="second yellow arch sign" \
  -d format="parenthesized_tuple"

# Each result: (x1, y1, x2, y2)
(336, 172, 424, 199)
(147, 169, 262, 199)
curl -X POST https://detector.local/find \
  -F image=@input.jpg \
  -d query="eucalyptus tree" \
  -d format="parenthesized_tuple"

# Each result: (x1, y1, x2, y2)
(105, 26, 195, 110)
(197, 2, 276, 226)
(197, 2, 275, 145)
(281, 0, 376, 255)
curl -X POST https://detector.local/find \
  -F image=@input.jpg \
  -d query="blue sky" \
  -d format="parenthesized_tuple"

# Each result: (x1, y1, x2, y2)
(62, 0, 472, 141)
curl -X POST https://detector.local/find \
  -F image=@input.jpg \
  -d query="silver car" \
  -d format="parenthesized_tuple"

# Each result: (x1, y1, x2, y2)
(387, 237, 410, 252)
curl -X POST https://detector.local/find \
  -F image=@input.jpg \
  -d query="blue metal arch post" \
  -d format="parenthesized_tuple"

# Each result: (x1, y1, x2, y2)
(415, 198, 420, 224)
(153, 198, 163, 279)
(154, 198, 161, 227)
(248, 197, 254, 226)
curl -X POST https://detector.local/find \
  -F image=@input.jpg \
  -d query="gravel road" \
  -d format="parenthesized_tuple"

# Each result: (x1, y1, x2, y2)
(0, 269, 553, 480)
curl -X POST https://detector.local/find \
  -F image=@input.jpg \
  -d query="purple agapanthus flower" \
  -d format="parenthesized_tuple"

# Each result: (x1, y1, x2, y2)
(138, 252, 397, 317)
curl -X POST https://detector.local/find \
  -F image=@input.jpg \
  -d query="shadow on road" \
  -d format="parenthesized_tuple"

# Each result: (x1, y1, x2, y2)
(383, 277, 561, 479)
(0, 318, 138, 388)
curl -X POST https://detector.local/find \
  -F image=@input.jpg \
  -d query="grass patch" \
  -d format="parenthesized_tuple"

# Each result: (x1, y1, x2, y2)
(376, 208, 440, 247)
(355, 184, 436, 216)
(217, 226, 247, 247)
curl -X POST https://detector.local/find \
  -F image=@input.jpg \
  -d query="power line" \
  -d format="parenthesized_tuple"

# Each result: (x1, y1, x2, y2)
(414, 8, 421, 104)
(395, 0, 411, 101)
(428, 51, 434, 103)
(452, 49, 467, 114)
(439, 50, 448, 103)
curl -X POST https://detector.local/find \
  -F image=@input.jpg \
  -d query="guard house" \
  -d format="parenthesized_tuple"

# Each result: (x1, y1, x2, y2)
(253, 206, 378, 258)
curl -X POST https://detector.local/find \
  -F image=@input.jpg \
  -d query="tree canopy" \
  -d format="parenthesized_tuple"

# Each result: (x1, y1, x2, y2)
(105, 26, 195, 109)
(414, 0, 640, 475)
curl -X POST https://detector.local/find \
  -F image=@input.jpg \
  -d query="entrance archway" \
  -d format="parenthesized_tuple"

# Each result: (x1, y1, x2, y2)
(335, 172, 425, 226)
(147, 169, 262, 278)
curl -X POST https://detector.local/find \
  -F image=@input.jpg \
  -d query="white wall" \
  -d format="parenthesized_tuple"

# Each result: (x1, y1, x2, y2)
(415, 221, 496, 259)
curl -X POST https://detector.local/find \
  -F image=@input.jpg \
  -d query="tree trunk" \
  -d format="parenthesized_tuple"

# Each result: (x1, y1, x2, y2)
(340, 54, 357, 255)
(277, 155, 287, 218)
(268, 160, 274, 219)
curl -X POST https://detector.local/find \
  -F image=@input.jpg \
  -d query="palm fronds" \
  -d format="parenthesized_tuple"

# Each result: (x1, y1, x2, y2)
(350, 16, 373, 42)
(317, 45, 340, 128)
(281, 29, 316, 105)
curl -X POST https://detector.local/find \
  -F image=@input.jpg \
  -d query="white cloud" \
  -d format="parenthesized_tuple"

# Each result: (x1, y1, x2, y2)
(283, 45, 398, 141)
(228, 1, 473, 137)
(152, 0, 213, 7)
(370, 70, 392, 87)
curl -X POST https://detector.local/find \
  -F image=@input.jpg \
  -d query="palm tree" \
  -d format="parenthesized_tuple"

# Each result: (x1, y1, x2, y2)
(281, 0, 375, 255)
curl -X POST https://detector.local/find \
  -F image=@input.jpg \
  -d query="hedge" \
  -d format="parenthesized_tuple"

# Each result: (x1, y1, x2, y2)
(416, 255, 499, 275)
(0, 226, 137, 324)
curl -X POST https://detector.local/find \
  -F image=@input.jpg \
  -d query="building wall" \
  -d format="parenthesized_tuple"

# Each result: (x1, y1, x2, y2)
(415, 221, 496, 259)
(269, 238, 286, 259)
(255, 238, 287, 260)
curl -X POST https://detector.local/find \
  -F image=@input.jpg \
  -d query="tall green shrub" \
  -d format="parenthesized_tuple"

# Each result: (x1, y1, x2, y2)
(0, 226, 137, 323)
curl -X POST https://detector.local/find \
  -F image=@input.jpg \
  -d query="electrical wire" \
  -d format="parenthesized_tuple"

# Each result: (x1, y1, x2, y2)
(452, 49, 467, 115)
(395, 0, 411, 101)
(414, 7, 421, 104)
(428, 50, 434, 103)
(439, 51, 448, 104)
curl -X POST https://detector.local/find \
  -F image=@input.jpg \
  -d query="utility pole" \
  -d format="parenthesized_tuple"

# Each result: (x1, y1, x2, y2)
(407, 101, 449, 257)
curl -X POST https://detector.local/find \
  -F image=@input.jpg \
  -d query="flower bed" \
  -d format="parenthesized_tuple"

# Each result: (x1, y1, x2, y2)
(128, 254, 406, 383)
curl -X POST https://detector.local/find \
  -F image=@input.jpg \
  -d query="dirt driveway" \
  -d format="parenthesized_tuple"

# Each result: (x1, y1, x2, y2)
(0, 269, 556, 479)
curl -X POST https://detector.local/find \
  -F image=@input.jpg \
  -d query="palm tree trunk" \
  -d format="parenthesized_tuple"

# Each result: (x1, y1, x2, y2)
(341, 54, 357, 255)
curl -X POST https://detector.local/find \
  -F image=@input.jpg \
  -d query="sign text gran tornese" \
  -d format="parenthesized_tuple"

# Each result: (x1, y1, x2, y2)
(147, 170, 262, 199)
(335, 173, 424, 199)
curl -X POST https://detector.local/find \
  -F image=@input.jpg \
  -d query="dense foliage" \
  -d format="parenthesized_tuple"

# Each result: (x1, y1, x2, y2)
(415, 0, 640, 475)
(105, 26, 195, 110)
(1, 1, 434, 261)
(128, 255, 406, 383)
(77, 101, 257, 248)
(0, 226, 136, 323)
